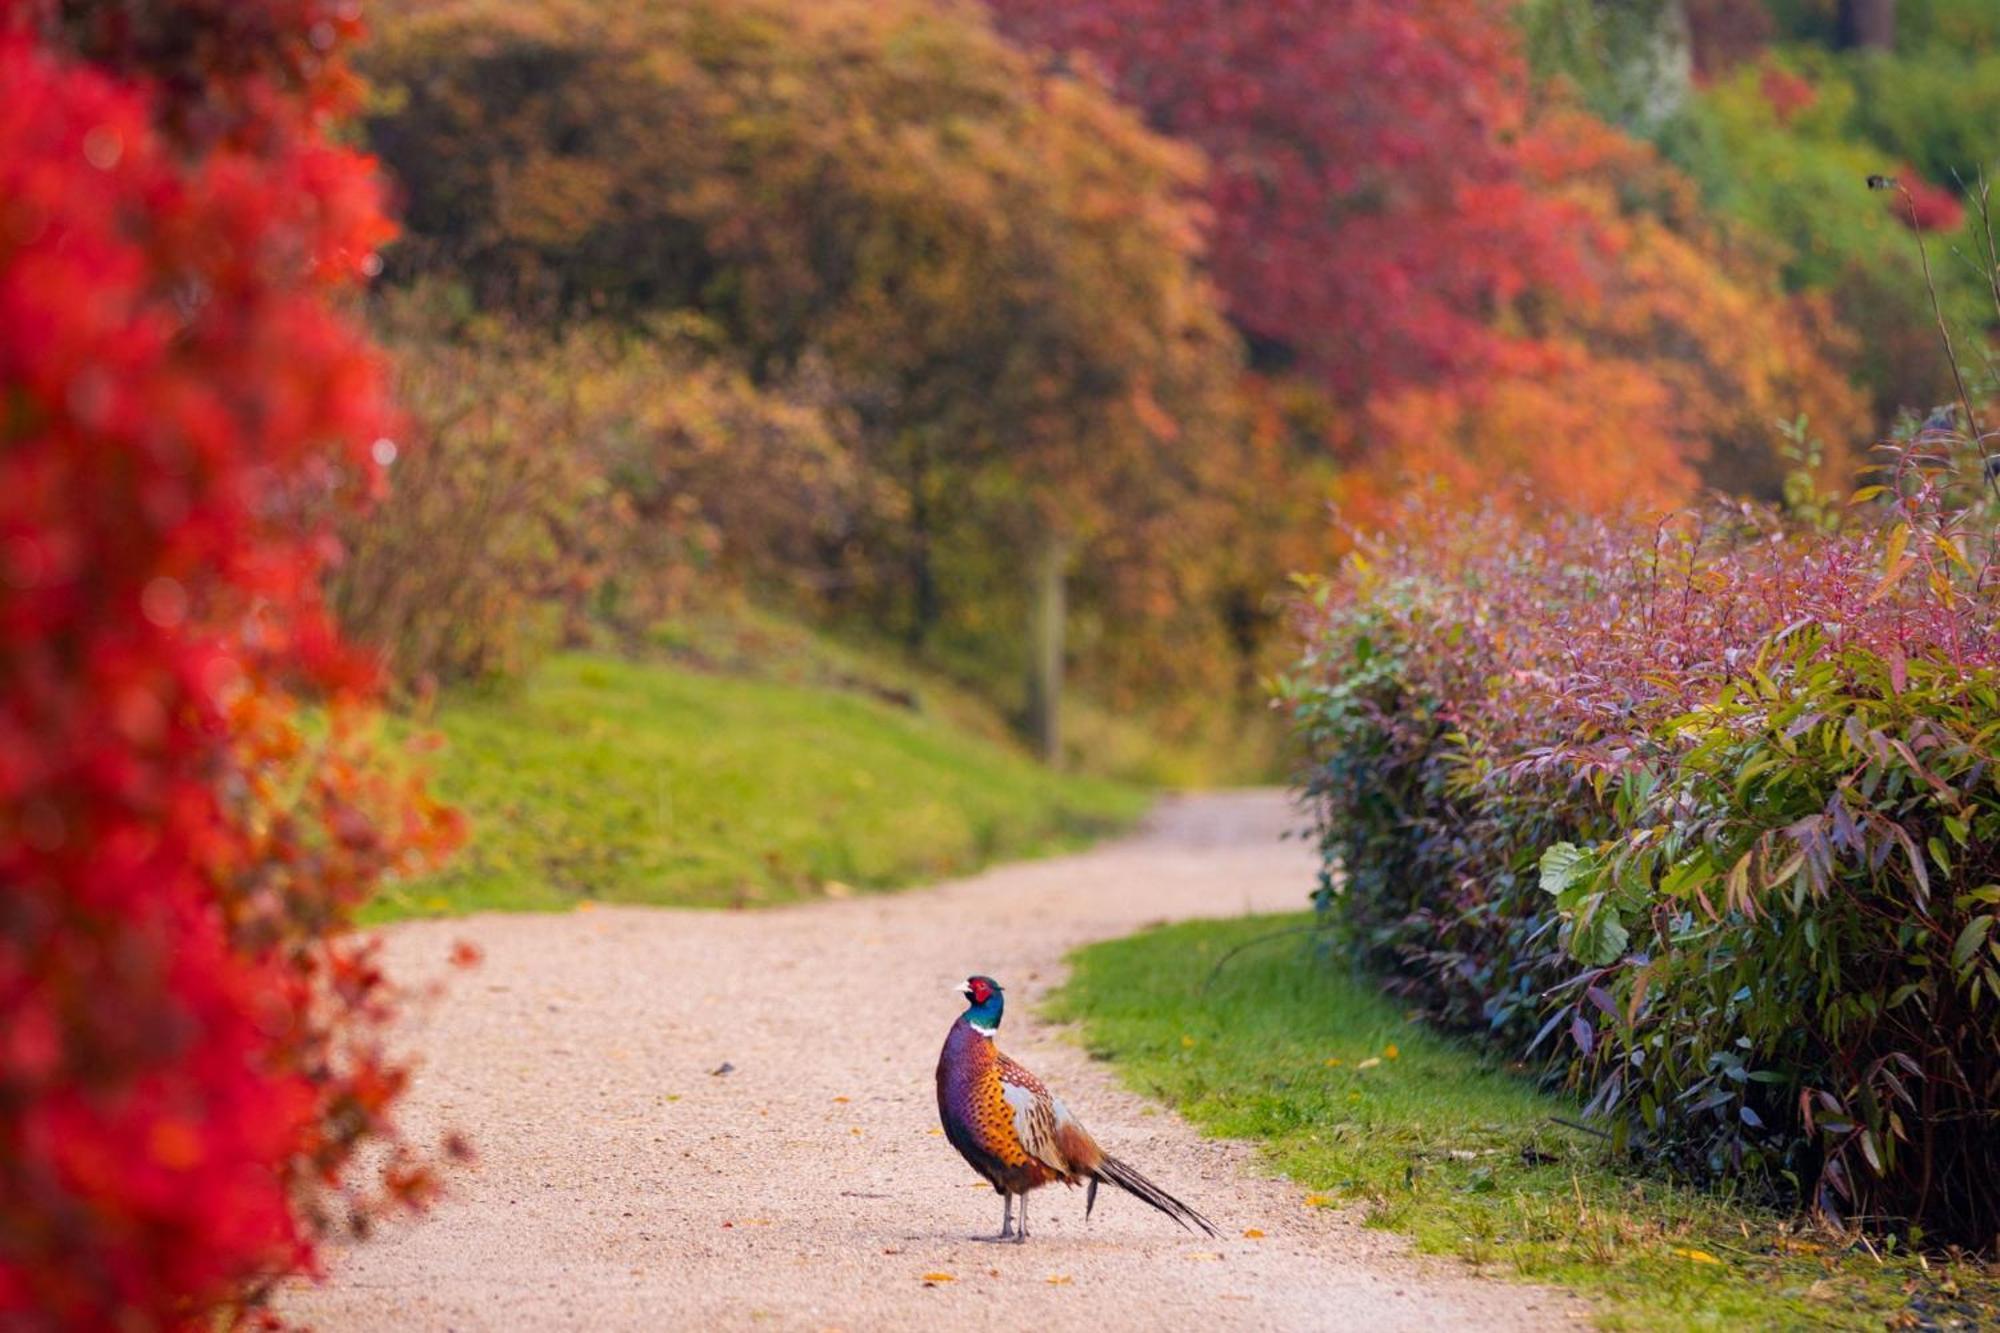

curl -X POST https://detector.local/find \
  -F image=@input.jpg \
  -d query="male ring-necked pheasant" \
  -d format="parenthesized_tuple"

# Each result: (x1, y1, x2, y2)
(936, 975, 1217, 1242)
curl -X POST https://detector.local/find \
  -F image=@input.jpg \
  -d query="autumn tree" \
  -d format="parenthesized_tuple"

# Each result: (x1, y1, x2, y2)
(364, 0, 1249, 755)
(990, 0, 1864, 516)
(0, 2, 455, 1324)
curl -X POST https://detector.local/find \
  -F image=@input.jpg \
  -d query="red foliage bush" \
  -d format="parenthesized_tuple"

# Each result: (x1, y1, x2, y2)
(1287, 438, 2000, 1248)
(0, 3, 457, 1325)
(1891, 169, 1967, 234)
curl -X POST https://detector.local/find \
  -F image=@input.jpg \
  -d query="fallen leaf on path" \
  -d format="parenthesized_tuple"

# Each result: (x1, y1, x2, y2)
(1243, 1229, 1265, 1239)
(833, 1096, 850, 1103)
(1304, 1193, 1334, 1208)
(1045, 1275, 1072, 1285)
(1186, 1252, 1223, 1262)
(921, 1272, 956, 1284)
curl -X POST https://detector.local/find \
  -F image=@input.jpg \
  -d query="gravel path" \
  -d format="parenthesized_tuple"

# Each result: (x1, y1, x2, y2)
(283, 791, 1585, 1331)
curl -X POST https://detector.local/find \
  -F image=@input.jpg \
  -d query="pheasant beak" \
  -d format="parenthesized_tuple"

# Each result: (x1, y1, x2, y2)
(953, 981, 972, 1002)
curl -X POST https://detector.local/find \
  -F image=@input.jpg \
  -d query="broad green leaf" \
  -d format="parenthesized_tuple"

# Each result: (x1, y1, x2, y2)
(1539, 842, 1594, 897)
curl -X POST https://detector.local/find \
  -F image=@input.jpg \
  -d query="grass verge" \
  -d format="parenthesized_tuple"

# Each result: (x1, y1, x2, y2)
(366, 651, 1145, 920)
(1048, 914, 2000, 1332)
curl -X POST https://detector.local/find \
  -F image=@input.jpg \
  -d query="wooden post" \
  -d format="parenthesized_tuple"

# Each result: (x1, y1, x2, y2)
(1026, 533, 1067, 767)
(1838, 0, 1896, 50)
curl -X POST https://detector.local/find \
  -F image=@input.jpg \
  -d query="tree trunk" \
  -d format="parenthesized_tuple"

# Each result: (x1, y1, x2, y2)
(1838, 0, 1895, 50)
(1025, 532, 1067, 767)
(904, 438, 937, 650)
(1608, 0, 1693, 130)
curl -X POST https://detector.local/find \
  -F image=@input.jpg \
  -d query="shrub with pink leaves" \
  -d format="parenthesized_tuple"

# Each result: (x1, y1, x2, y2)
(1286, 431, 2000, 1251)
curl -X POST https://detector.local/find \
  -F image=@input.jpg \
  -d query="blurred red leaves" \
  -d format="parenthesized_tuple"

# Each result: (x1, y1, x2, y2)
(0, 2, 457, 1325)
(1892, 169, 1967, 233)
(990, 0, 1862, 517)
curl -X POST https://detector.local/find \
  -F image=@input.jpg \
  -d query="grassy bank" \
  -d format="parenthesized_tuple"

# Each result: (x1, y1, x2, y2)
(1048, 915, 1999, 1332)
(367, 651, 1145, 921)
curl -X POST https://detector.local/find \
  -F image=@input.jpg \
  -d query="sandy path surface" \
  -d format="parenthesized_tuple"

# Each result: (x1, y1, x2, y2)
(283, 790, 1585, 1331)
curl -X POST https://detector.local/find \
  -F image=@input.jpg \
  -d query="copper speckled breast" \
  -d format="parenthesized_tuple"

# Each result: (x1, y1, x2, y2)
(966, 1058, 1035, 1168)
(938, 1021, 1059, 1192)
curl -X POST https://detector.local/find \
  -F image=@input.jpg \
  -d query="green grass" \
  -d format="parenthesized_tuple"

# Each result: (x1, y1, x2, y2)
(646, 600, 1285, 787)
(366, 651, 1145, 920)
(1049, 914, 2000, 1331)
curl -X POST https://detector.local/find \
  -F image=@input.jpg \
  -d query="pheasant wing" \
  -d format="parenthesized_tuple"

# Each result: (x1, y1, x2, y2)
(997, 1053, 1092, 1177)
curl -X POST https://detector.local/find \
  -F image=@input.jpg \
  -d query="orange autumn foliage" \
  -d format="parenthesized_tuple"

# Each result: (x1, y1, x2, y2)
(1345, 111, 1865, 527)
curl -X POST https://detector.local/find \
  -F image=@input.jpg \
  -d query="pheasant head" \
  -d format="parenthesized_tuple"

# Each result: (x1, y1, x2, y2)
(955, 975, 1005, 1033)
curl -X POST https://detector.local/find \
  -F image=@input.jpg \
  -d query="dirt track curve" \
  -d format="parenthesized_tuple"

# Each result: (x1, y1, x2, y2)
(282, 790, 1585, 1331)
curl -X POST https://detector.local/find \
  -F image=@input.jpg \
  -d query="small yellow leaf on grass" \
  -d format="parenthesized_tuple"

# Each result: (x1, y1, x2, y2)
(1383, 1043, 1400, 1060)
(1323, 1058, 1343, 1068)
(1671, 1248, 1721, 1265)
(1046, 1275, 1073, 1285)
(1304, 1194, 1334, 1208)
(1243, 1229, 1265, 1239)
(1180, 1034, 1196, 1048)
(921, 1272, 956, 1284)
(1355, 1057, 1381, 1070)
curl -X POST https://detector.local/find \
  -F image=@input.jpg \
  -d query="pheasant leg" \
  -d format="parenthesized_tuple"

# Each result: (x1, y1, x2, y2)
(1013, 1191, 1029, 1243)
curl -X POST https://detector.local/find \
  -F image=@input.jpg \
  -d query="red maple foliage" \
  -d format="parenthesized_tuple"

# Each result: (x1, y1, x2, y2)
(0, 2, 458, 1326)
(989, 0, 1604, 401)
(1891, 168, 1967, 234)
(1756, 60, 1819, 125)
(988, 0, 1863, 518)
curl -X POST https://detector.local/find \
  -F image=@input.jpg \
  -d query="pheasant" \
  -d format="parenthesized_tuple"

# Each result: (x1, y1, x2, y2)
(935, 974, 1217, 1242)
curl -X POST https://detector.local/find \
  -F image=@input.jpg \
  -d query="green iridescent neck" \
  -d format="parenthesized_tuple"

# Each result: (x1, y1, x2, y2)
(962, 992, 1004, 1033)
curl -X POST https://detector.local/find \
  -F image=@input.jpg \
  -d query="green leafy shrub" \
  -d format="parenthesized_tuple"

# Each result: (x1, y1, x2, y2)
(1650, 58, 1989, 424)
(1286, 437, 2000, 1250)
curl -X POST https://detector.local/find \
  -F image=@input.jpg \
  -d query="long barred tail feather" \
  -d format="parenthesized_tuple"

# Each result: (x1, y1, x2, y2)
(1087, 1155, 1217, 1236)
